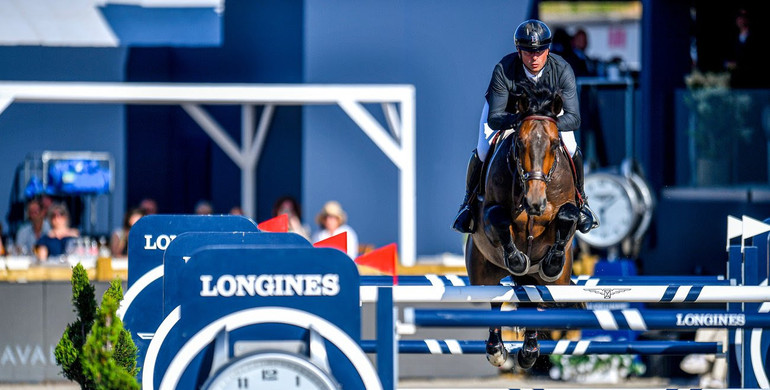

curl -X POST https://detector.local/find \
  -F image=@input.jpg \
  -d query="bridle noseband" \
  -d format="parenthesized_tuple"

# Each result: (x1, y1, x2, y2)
(510, 115, 559, 186)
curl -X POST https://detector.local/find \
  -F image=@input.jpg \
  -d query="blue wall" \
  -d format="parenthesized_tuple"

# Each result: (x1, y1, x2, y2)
(303, 0, 529, 254)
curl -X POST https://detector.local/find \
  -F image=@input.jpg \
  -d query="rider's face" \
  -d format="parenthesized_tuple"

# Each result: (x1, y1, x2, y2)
(520, 48, 549, 73)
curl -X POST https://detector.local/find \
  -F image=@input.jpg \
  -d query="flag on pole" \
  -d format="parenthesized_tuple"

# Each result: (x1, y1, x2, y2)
(741, 215, 770, 252)
(313, 231, 348, 254)
(257, 214, 289, 233)
(727, 215, 742, 251)
(355, 243, 398, 285)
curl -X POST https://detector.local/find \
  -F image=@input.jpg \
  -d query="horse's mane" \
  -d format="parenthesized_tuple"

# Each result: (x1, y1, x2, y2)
(514, 80, 561, 119)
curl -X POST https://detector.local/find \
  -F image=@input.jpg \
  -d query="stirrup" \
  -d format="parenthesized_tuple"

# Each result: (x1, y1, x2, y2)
(577, 203, 599, 233)
(452, 203, 475, 234)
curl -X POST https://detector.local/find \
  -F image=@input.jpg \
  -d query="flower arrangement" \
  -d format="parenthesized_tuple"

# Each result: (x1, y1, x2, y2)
(549, 353, 646, 384)
(683, 70, 752, 159)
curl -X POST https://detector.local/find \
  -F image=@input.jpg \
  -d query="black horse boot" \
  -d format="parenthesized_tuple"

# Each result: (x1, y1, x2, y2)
(572, 148, 599, 234)
(517, 330, 540, 370)
(452, 150, 483, 233)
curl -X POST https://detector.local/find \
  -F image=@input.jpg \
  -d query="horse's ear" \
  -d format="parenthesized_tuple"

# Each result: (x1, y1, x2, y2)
(515, 93, 529, 114)
(551, 93, 563, 116)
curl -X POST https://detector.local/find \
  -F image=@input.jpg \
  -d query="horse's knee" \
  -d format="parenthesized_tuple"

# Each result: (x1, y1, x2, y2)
(556, 203, 580, 239)
(483, 204, 512, 245)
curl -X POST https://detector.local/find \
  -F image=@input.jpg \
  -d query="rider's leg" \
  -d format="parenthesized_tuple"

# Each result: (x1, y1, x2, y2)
(452, 150, 483, 233)
(560, 131, 598, 233)
(572, 147, 599, 233)
(452, 101, 493, 234)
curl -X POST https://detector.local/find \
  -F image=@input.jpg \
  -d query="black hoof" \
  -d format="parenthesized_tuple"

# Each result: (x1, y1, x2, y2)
(486, 341, 509, 367)
(541, 246, 566, 279)
(517, 332, 540, 370)
(452, 205, 475, 234)
(504, 245, 529, 275)
(517, 347, 539, 370)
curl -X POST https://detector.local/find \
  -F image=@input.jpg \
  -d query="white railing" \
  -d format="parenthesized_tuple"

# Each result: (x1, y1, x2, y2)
(0, 81, 417, 265)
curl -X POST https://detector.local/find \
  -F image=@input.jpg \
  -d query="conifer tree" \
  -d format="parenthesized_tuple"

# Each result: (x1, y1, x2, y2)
(54, 265, 139, 389)
(55, 263, 97, 389)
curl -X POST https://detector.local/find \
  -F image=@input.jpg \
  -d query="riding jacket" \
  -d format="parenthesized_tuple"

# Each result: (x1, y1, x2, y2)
(486, 52, 580, 133)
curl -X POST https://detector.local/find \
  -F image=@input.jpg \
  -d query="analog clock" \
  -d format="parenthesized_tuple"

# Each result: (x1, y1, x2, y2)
(576, 172, 640, 249)
(201, 351, 339, 390)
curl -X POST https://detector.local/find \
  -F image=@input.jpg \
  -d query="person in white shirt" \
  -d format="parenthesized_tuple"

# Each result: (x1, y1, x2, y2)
(15, 199, 51, 255)
(312, 201, 359, 259)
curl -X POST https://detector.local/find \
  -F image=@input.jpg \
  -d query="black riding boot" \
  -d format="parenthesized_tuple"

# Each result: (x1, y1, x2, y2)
(452, 150, 483, 233)
(573, 148, 599, 233)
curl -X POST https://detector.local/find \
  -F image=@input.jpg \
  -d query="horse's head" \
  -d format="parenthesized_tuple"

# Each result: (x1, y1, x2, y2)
(511, 82, 563, 216)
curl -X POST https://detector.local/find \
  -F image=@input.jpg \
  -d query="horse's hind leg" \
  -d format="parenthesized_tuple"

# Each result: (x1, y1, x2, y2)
(484, 204, 529, 275)
(517, 329, 540, 370)
(539, 203, 579, 282)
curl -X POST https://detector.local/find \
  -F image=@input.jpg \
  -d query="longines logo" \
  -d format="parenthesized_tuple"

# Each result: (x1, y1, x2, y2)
(584, 288, 631, 299)
(200, 273, 341, 297)
(144, 234, 178, 250)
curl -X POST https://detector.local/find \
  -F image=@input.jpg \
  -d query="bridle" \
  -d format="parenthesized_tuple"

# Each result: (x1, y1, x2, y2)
(509, 115, 559, 187)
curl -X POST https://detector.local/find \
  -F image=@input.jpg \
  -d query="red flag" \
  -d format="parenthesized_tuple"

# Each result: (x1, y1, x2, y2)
(257, 214, 288, 233)
(355, 243, 398, 285)
(313, 231, 348, 253)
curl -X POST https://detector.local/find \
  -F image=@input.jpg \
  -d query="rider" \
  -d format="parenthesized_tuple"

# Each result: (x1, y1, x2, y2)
(452, 19, 598, 235)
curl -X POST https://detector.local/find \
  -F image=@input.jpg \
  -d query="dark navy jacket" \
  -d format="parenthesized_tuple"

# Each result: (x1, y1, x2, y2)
(486, 52, 580, 132)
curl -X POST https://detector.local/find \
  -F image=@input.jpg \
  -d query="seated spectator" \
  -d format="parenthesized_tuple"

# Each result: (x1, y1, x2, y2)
(139, 198, 158, 215)
(195, 200, 214, 215)
(229, 206, 244, 216)
(15, 199, 51, 255)
(312, 201, 359, 259)
(36, 202, 79, 261)
(110, 208, 145, 257)
(272, 195, 311, 240)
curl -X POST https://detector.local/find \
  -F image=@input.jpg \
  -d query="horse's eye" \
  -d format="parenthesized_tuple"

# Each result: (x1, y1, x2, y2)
(551, 140, 560, 151)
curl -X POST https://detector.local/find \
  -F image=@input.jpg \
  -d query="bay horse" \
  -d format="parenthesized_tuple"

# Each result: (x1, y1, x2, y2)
(465, 81, 581, 371)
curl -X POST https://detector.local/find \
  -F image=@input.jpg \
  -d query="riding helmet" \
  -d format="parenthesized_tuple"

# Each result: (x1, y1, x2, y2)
(514, 19, 552, 52)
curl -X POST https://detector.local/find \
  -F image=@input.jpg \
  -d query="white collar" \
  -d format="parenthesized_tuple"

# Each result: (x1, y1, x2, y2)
(523, 64, 544, 82)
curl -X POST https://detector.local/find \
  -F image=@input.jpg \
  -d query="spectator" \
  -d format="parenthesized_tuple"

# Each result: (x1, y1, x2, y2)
(272, 195, 311, 240)
(139, 198, 158, 215)
(568, 28, 597, 77)
(35, 202, 79, 261)
(194, 200, 214, 215)
(15, 199, 51, 255)
(725, 8, 764, 88)
(312, 201, 359, 259)
(229, 205, 244, 216)
(110, 208, 145, 257)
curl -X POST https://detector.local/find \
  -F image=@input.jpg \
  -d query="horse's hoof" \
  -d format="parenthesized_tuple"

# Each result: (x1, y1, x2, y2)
(517, 347, 540, 370)
(539, 247, 565, 282)
(485, 341, 509, 367)
(504, 246, 529, 276)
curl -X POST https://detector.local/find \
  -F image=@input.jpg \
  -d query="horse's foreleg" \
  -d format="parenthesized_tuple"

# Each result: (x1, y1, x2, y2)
(485, 302, 511, 368)
(484, 204, 529, 275)
(539, 203, 579, 282)
(517, 329, 540, 370)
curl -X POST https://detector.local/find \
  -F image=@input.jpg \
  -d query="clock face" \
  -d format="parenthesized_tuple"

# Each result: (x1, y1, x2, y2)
(203, 352, 338, 390)
(576, 173, 638, 248)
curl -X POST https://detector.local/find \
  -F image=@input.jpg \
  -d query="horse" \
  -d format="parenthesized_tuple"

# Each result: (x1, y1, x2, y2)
(465, 81, 581, 371)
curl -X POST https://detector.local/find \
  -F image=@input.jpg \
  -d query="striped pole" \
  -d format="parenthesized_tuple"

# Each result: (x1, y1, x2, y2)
(360, 275, 730, 287)
(412, 308, 770, 330)
(360, 285, 769, 303)
(359, 339, 722, 355)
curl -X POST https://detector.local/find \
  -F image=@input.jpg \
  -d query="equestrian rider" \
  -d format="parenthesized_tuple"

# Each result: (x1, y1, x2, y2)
(452, 19, 599, 235)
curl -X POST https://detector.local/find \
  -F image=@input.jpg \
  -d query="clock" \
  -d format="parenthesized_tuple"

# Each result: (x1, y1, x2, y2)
(201, 325, 340, 390)
(575, 172, 641, 249)
(201, 352, 338, 390)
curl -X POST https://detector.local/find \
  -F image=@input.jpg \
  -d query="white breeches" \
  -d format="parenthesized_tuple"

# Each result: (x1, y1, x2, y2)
(476, 100, 577, 162)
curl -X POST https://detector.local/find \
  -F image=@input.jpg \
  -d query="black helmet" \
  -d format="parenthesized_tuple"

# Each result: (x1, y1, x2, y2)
(514, 19, 552, 52)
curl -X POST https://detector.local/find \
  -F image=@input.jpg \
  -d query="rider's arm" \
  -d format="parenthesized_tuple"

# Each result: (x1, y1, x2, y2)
(556, 62, 581, 132)
(486, 63, 517, 130)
